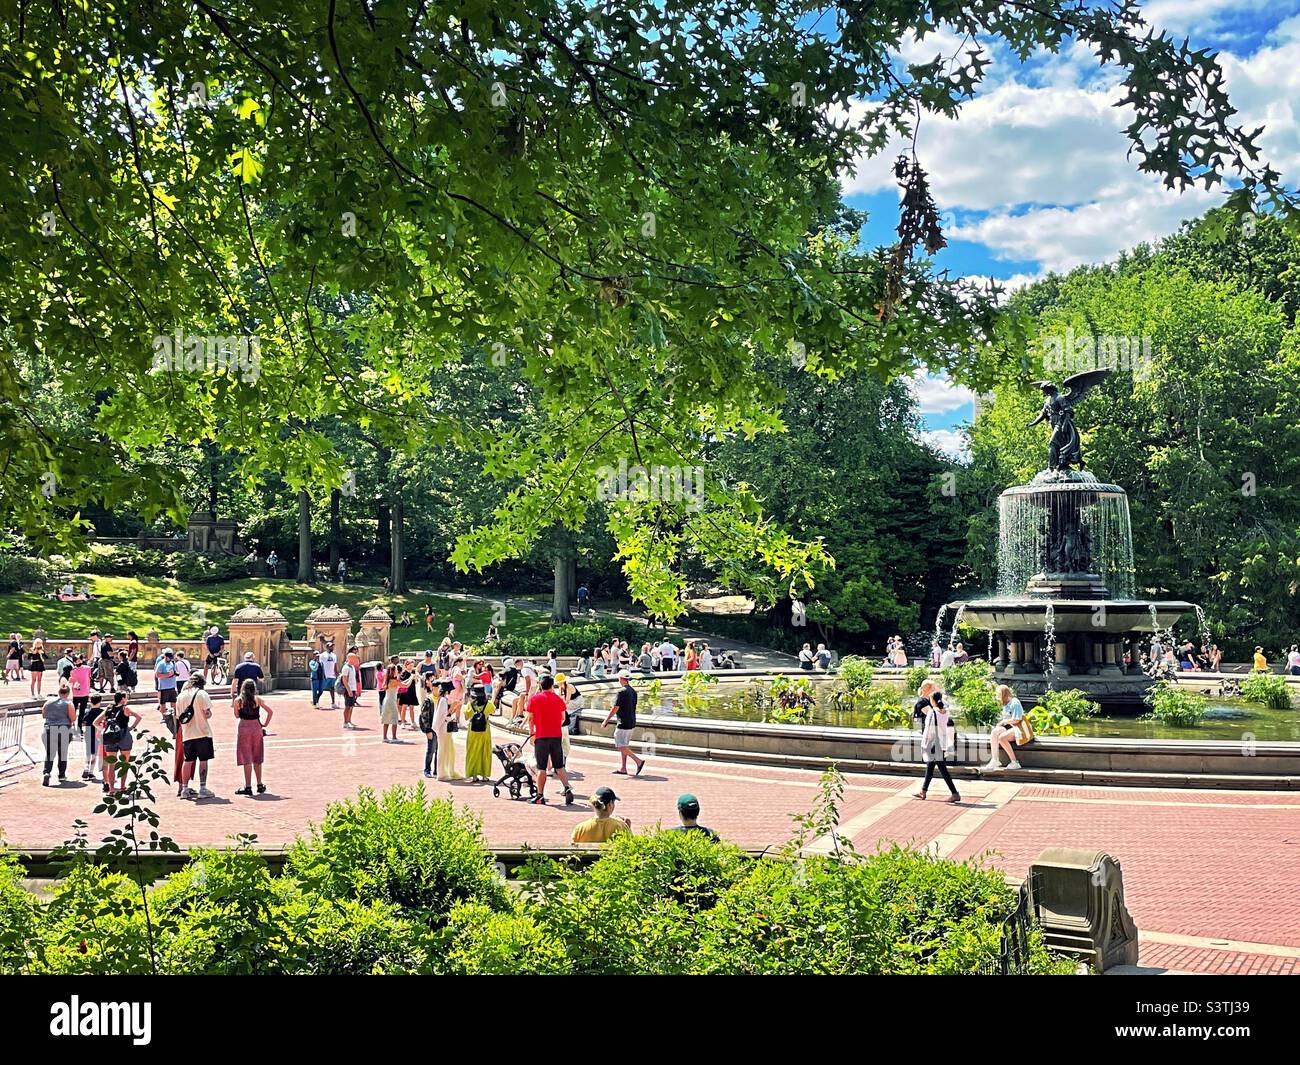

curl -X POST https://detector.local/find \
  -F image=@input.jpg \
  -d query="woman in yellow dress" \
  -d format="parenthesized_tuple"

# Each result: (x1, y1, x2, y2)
(462, 681, 492, 781)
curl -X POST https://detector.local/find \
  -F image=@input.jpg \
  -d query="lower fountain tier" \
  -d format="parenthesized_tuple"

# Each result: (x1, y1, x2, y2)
(949, 598, 1193, 634)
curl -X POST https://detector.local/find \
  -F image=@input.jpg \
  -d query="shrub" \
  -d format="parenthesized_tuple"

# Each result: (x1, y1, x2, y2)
(486, 620, 650, 656)
(171, 552, 248, 584)
(0, 847, 42, 974)
(837, 655, 874, 692)
(942, 659, 994, 694)
(1144, 682, 1207, 727)
(1240, 672, 1292, 710)
(287, 786, 509, 924)
(1029, 688, 1099, 736)
(439, 901, 571, 975)
(520, 830, 751, 975)
(0, 552, 54, 592)
(904, 664, 931, 694)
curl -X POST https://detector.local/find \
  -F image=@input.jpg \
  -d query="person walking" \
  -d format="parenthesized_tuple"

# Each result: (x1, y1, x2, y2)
(1287, 645, 1300, 677)
(5, 633, 22, 682)
(463, 682, 492, 782)
(308, 650, 323, 707)
(28, 637, 46, 698)
(424, 603, 434, 632)
(338, 653, 360, 730)
(380, 663, 401, 743)
(602, 670, 645, 776)
(79, 691, 103, 782)
(40, 681, 76, 787)
(95, 691, 141, 794)
(233, 678, 273, 796)
(434, 679, 463, 781)
(155, 647, 180, 733)
(525, 674, 574, 805)
(571, 786, 630, 843)
(576, 582, 590, 615)
(915, 690, 960, 803)
(319, 644, 338, 708)
(419, 674, 440, 779)
(176, 675, 215, 800)
(114, 651, 138, 694)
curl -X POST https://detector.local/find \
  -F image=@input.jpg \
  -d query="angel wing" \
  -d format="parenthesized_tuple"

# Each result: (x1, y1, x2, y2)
(1060, 368, 1110, 408)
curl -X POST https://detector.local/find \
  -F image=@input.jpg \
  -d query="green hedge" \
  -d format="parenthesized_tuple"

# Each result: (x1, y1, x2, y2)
(56, 544, 249, 584)
(484, 620, 655, 656)
(0, 774, 1068, 975)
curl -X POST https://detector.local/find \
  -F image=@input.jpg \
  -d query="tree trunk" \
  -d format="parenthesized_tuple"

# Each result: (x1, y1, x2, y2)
(328, 488, 341, 578)
(296, 490, 313, 583)
(376, 445, 392, 565)
(390, 478, 407, 593)
(552, 553, 573, 623)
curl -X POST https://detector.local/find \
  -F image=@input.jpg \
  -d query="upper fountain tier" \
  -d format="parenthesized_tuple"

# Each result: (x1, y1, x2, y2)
(998, 469, 1135, 600)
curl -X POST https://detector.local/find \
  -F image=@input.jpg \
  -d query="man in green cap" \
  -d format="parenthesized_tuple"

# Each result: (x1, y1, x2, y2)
(670, 794, 718, 840)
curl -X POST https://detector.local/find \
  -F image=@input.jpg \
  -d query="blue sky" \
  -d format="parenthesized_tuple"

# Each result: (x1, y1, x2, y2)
(851, 0, 1300, 458)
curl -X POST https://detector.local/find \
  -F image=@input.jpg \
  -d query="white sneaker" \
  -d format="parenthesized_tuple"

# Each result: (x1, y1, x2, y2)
(198, 786, 213, 798)
(983, 759, 1001, 770)
(180, 787, 197, 800)
(1007, 760, 1022, 770)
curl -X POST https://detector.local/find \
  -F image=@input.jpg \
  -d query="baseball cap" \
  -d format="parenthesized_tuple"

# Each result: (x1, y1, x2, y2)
(677, 793, 701, 816)
(593, 785, 619, 804)
(617, 668, 631, 679)
(243, 651, 254, 660)
(163, 647, 174, 657)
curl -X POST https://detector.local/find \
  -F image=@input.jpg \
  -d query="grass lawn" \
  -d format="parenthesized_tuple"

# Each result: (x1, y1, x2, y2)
(0, 575, 553, 654)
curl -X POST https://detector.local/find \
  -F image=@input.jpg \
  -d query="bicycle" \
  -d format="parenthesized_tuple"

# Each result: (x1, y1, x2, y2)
(209, 655, 230, 687)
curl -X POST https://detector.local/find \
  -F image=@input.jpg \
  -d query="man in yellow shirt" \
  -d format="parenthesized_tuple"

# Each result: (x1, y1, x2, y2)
(571, 786, 630, 844)
(1253, 647, 1268, 672)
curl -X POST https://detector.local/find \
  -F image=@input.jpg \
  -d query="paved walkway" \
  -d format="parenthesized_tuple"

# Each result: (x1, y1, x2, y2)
(3, 689, 1297, 975)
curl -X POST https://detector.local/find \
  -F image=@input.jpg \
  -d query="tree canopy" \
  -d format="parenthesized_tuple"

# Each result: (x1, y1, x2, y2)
(3, 0, 1293, 618)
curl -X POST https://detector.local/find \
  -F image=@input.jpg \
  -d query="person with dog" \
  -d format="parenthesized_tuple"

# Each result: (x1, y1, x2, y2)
(571, 785, 629, 843)
(602, 670, 646, 777)
(526, 674, 574, 806)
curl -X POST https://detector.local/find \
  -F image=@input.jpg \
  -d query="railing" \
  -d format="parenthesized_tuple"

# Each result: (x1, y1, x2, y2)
(0, 706, 36, 767)
(979, 873, 1042, 975)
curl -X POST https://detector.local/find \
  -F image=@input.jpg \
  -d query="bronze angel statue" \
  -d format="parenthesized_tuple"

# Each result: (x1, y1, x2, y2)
(1027, 369, 1109, 472)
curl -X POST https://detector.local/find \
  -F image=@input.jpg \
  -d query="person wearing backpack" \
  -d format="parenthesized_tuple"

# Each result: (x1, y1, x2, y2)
(463, 681, 492, 782)
(419, 673, 439, 779)
(915, 690, 961, 804)
(95, 691, 142, 795)
(176, 675, 215, 800)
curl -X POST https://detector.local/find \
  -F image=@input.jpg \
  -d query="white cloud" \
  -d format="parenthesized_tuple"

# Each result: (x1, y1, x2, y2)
(909, 371, 976, 415)
(919, 427, 970, 463)
(842, 11, 1300, 275)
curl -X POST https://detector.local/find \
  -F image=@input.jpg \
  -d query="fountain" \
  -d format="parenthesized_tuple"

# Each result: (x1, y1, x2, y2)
(946, 369, 1194, 709)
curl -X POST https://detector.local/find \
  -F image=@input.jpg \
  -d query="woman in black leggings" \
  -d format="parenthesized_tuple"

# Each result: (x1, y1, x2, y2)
(914, 691, 961, 803)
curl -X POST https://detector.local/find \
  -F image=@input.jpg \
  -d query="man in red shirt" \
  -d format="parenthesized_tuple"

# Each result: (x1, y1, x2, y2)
(525, 674, 575, 805)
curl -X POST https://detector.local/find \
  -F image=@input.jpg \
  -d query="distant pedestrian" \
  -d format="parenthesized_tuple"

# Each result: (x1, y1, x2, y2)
(176, 675, 215, 800)
(525, 675, 573, 805)
(95, 691, 141, 795)
(914, 690, 960, 804)
(40, 681, 76, 787)
(602, 670, 645, 777)
(233, 678, 273, 796)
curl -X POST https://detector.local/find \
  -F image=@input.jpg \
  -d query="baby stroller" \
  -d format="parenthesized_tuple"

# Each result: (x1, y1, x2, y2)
(492, 739, 537, 800)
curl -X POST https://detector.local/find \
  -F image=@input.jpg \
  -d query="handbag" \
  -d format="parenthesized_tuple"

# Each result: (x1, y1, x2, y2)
(1011, 716, 1035, 745)
(446, 717, 459, 733)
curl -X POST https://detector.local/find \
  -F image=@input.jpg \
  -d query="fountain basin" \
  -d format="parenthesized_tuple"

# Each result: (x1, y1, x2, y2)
(953, 598, 1194, 633)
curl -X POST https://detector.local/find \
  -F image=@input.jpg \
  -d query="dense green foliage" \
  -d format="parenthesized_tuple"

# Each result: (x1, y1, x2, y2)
(0, 777, 1067, 975)
(3, 0, 1288, 625)
(1144, 682, 1208, 728)
(1031, 689, 1100, 736)
(1239, 672, 1293, 710)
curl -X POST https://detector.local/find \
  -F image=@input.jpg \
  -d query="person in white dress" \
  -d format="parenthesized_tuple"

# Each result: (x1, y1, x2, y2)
(433, 680, 462, 781)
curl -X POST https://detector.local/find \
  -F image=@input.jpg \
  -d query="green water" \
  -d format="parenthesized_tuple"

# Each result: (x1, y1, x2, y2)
(659, 684, 1300, 742)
